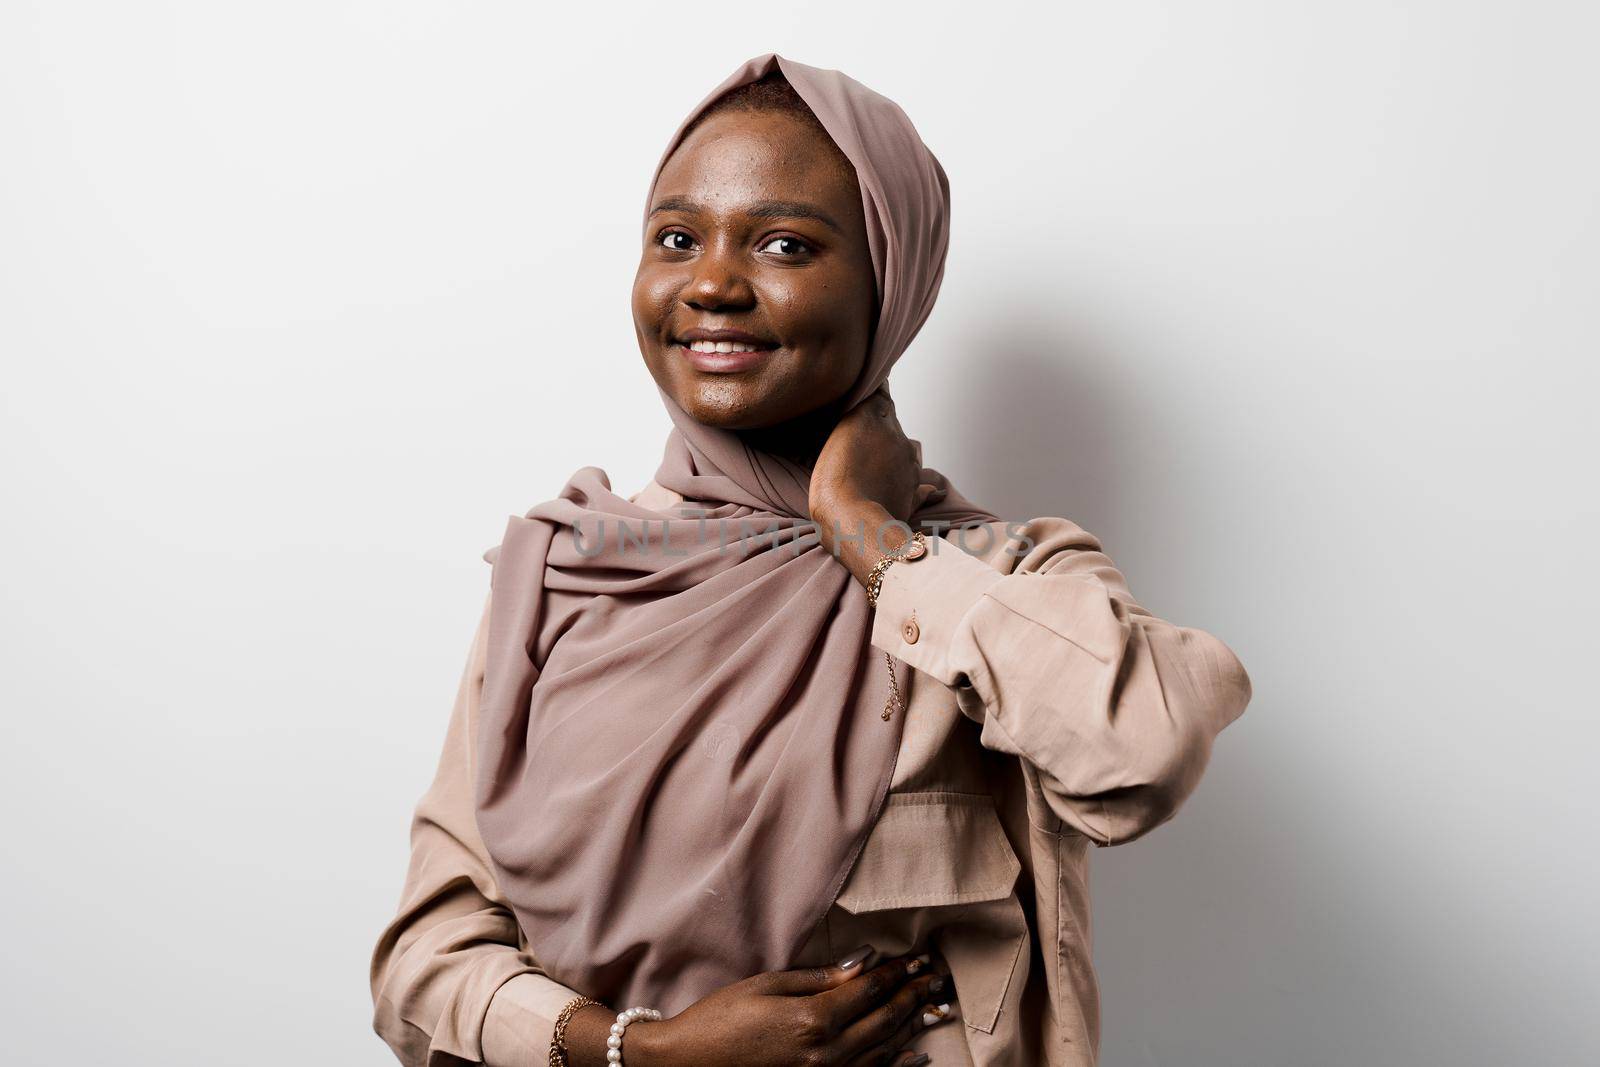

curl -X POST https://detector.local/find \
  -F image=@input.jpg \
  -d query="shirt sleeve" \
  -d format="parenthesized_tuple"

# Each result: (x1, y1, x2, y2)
(868, 517, 1253, 847)
(370, 591, 586, 1066)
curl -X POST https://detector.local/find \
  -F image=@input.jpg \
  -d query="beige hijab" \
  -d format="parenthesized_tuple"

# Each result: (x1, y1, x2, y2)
(475, 53, 997, 1016)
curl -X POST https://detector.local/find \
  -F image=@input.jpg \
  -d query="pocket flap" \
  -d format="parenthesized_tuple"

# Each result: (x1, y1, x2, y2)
(834, 791, 1023, 913)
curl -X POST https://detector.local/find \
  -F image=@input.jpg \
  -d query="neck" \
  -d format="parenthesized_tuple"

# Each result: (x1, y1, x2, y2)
(737, 398, 847, 470)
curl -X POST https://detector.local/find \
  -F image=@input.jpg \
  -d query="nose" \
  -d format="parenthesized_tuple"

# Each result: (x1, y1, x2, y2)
(683, 246, 755, 312)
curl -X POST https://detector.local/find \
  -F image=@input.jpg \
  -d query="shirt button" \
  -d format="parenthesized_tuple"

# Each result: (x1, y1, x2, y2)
(901, 617, 920, 644)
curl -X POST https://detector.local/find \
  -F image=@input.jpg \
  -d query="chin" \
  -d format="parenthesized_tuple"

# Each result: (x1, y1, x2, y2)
(670, 380, 787, 431)
(679, 399, 779, 431)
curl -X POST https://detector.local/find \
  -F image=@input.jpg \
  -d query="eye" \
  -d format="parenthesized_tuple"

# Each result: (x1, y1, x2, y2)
(658, 230, 697, 252)
(758, 236, 811, 256)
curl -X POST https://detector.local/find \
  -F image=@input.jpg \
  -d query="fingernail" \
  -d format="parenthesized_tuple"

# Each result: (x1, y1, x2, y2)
(929, 975, 948, 997)
(921, 1003, 952, 1027)
(836, 944, 875, 971)
(907, 1055, 932, 1066)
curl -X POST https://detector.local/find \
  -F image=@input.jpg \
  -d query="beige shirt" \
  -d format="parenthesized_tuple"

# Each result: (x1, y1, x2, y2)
(370, 480, 1253, 1066)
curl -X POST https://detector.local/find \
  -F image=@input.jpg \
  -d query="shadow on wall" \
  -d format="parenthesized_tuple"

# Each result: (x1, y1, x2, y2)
(933, 317, 1128, 541)
(924, 313, 1513, 1065)
(927, 314, 1287, 1058)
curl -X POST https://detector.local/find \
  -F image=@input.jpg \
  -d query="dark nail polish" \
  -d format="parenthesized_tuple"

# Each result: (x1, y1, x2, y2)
(907, 1054, 932, 1066)
(929, 975, 949, 997)
(836, 944, 876, 970)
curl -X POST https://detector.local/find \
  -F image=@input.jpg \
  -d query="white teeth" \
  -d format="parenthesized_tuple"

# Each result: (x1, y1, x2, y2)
(687, 340, 764, 353)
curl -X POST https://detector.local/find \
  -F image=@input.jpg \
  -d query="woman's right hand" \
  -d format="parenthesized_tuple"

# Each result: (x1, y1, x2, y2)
(617, 945, 955, 1067)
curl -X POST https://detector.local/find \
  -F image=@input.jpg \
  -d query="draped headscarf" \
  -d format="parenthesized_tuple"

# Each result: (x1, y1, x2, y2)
(474, 53, 997, 1017)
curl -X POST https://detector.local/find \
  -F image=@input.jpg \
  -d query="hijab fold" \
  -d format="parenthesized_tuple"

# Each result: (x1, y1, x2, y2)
(474, 53, 996, 1016)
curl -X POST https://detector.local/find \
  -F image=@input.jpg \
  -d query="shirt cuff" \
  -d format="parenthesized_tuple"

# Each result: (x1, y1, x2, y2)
(482, 973, 590, 1067)
(869, 536, 1004, 686)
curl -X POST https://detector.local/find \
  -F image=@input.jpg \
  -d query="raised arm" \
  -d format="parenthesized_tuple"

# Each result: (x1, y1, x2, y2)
(866, 517, 1253, 846)
(370, 592, 584, 1066)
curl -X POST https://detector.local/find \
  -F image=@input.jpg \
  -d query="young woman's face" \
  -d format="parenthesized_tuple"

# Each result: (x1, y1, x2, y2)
(632, 107, 877, 431)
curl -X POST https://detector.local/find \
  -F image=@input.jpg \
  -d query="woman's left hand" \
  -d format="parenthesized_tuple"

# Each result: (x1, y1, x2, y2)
(809, 387, 923, 585)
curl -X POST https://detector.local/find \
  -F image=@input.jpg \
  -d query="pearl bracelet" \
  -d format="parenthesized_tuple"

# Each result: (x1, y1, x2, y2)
(606, 1005, 661, 1066)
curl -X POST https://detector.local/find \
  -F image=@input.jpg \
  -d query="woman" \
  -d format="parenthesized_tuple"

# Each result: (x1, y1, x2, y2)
(370, 54, 1252, 1067)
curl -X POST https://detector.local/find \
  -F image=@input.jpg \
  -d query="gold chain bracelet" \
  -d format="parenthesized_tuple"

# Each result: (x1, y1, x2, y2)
(549, 994, 600, 1067)
(880, 651, 903, 722)
(865, 529, 926, 608)
(865, 530, 925, 722)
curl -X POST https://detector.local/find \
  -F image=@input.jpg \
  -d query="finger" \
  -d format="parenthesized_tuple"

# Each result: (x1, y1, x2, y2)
(810, 951, 925, 1030)
(826, 959, 948, 1057)
(836, 970, 951, 1066)
(870, 1051, 931, 1067)
(753, 944, 880, 997)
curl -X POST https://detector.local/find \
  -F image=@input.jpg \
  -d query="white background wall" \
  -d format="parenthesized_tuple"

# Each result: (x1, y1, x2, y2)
(3, 3, 1595, 1064)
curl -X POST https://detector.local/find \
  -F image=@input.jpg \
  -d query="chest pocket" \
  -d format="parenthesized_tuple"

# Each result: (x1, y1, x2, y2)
(835, 791, 1022, 912)
(833, 791, 1029, 1037)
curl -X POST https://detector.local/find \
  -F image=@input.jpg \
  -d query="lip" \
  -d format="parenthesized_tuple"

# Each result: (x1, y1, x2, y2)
(675, 342, 776, 374)
(671, 326, 779, 374)
(676, 327, 776, 346)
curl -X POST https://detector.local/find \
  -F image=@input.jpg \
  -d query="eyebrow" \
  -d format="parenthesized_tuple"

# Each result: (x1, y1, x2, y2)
(648, 196, 845, 235)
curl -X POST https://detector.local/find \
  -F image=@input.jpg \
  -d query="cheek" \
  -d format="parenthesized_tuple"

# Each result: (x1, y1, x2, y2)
(763, 276, 873, 376)
(764, 278, 842, 341)
(632, 267, 680, 336)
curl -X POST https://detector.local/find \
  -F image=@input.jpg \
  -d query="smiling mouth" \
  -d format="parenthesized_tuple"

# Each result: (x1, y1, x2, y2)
(681, 338, 774, 354)
(673, 339, 778, 373)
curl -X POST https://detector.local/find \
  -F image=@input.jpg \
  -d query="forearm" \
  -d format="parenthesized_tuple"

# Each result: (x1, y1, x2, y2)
(376, 593, 599, 1066)
(561, 1003, 617, 1067)
(814, 498, 914, 587)
(865, 515, 1253, 845)
(560, 1003, 669, 1067)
